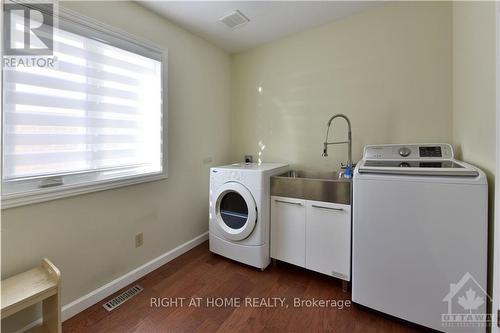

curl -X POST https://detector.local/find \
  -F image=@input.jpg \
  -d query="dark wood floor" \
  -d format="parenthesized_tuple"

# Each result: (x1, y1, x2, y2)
(63, 241, 424, 332)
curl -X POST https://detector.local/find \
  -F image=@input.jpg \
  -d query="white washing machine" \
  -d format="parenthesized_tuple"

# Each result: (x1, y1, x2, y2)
(352, 144, 488, 332)
(209, 163, 289, 269)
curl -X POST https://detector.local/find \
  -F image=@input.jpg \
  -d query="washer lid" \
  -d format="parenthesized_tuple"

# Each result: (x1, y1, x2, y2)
(213, 182, 257, 241)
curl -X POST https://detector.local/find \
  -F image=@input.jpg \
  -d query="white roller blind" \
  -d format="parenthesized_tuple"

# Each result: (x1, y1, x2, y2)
(3, 11, 163, 181)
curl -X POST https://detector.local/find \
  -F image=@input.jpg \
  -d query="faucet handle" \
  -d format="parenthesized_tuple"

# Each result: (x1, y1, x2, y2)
(340, 162, 356, 169)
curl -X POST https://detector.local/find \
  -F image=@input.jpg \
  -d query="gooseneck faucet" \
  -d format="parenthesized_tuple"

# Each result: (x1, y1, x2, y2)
(322, 114, 352, 173)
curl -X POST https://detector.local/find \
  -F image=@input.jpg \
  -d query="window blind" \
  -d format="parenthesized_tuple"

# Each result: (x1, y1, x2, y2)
(3, 10, 163, 181)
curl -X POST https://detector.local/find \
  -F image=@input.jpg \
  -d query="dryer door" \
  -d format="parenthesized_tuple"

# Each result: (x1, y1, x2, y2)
(213, 182, 257, 241)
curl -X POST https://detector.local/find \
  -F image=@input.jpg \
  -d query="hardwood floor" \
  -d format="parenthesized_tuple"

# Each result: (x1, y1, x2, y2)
(63, 242, 425, 332)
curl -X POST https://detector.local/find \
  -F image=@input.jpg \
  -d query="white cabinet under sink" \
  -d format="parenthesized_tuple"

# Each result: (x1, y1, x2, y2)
(270, 195, 351, 281)
(305, 200, 351, 280)
(270, 196, 306, 267)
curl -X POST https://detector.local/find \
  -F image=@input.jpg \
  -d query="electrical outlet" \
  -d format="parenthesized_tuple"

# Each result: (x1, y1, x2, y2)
(135, 233, 143, 248)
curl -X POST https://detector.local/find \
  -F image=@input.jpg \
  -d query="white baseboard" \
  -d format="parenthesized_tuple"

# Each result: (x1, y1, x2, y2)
(14, 232, 209, 333)
(63, 231, 208, 320)
(13, 319, 41, 333)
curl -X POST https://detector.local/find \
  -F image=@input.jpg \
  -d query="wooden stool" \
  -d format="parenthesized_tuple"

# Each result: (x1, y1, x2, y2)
(1, 258, 61, 333)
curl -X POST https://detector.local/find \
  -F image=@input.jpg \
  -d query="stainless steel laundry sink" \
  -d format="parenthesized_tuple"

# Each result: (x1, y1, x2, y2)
(271, 170, 351, 205)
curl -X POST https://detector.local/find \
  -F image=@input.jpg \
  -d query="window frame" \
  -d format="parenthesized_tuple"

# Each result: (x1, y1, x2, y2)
(1, 5, 168, 209)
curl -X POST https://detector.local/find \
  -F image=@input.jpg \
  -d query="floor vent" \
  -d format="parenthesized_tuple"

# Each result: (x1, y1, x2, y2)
(102, 285, 143, 311)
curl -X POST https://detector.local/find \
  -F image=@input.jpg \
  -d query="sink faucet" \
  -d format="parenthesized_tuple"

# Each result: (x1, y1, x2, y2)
(322, 114, 352, 175)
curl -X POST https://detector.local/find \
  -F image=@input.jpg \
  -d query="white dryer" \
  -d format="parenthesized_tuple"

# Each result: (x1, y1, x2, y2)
(209, 163, 289, 269)
(352, 144, 488, 333)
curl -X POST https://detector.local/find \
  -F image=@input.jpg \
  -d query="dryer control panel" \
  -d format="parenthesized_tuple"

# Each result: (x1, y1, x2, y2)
(363, 144, 454, 160)
(211, 169, 244, 183)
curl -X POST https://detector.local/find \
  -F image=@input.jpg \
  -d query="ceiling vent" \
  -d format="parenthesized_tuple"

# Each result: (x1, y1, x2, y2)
(219, 10, 249, 29)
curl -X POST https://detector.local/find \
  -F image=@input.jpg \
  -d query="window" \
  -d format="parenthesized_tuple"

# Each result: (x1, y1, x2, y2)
(2, 5, 167, 208)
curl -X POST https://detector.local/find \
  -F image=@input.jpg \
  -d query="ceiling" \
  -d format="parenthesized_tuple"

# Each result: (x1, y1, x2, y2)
(138, 1, 380, 53)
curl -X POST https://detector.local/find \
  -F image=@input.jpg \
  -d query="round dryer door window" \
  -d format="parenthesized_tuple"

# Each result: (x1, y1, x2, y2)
(214, 182, 257, 241)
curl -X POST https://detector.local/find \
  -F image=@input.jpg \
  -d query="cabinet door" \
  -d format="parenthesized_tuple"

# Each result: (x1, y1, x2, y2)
(306, 200, 351, 280)
(270, 196, 306, 267)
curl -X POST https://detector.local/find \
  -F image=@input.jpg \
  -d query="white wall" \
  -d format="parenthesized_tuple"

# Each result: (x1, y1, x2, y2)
(230, 2, 453, 171)
(1, 1, 231, 331)
(4, 1, 499, 331)
(452, 0, 497, 324)
(453, 2, 496, 179)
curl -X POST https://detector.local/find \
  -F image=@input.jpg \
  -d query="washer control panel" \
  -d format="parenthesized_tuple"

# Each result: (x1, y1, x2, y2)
(364, 144, 454, 160)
